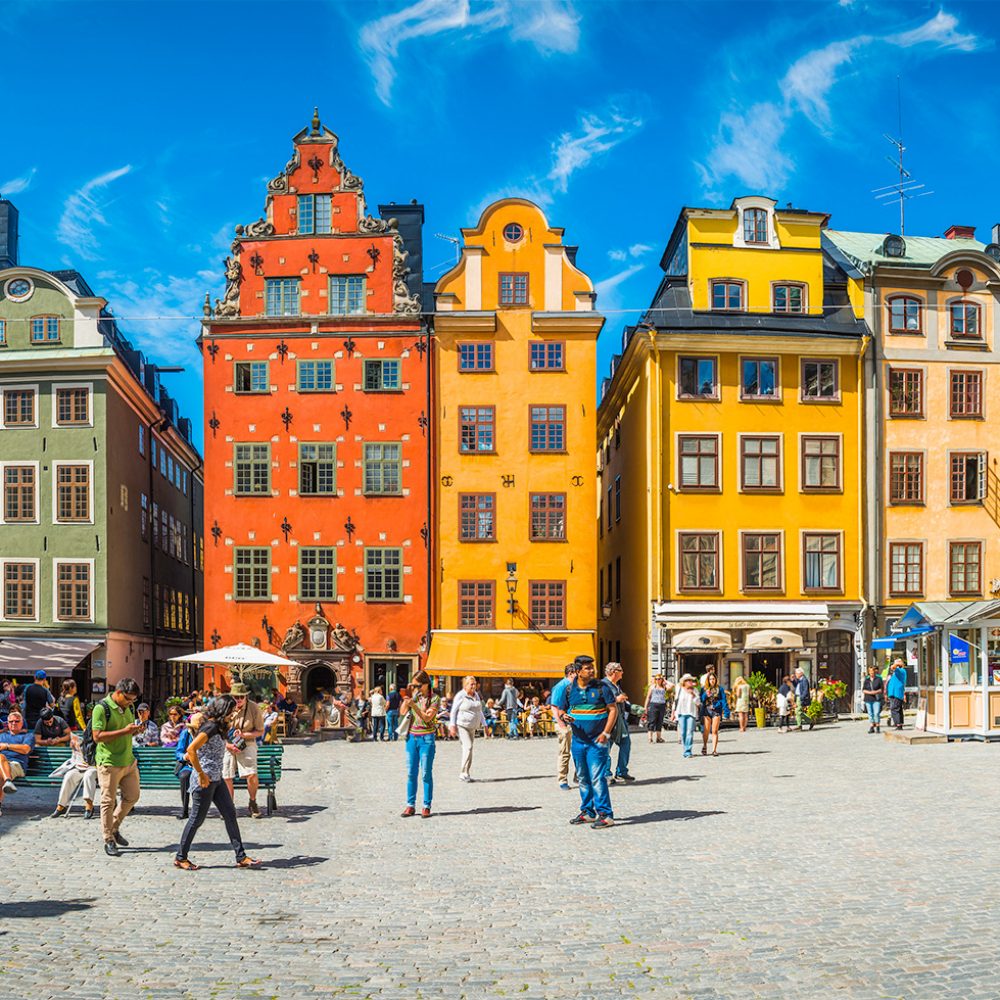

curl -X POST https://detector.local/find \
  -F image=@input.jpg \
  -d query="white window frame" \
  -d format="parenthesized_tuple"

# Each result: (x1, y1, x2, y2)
(52, 557, 96, 623)
(50, 381, 94, 428)
(0, 460, 41, 525)
(0, 556, 40, 623)
(51, 459, 95, 525)
(0, 383, 41, 430)
(732, 196, 780, 250)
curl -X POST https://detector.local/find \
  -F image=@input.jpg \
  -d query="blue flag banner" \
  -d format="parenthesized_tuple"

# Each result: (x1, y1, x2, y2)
(950, 635, 970, 665)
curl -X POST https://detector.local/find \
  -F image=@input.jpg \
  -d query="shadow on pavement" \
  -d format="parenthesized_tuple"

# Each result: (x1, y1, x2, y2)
(127, 842, 284, 853)
(713, 750, 771, 756)
(619, 809, 725, 826)
(434, 805, 542, 817)
(484, 775, 551, 783)
(276, 804, 328, 824)
(627, 775, 703, 786)
(8, 898, 95, 918)
(259, 855, 328, 870)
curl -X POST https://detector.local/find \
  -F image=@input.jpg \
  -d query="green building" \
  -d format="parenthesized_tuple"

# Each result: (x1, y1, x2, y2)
(0, 200, 204, 707)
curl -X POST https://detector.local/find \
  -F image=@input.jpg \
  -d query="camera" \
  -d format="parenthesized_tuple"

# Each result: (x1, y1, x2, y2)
(229, 733, 247, 752)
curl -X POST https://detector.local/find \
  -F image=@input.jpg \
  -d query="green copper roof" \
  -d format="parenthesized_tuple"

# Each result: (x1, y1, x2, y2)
(824, 229, 985, 269)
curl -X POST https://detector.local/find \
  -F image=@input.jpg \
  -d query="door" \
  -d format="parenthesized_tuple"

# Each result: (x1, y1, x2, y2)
(370, 659, 411, 692)
(749, 652, 787, 689)
(816, 629, 855, 700)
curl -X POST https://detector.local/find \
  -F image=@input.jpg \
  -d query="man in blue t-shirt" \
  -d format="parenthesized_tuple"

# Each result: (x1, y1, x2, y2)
(886, 659, 907, 730)
(555, 657, 617, 829)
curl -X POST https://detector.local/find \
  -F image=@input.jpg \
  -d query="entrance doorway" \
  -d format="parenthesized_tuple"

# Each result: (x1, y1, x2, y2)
(749, 652, 788, 689)
(816, 630, 855, 695)
(304, 664, 337, 701)
(679, 652, 718, 680)
(370, 659, 411, 693)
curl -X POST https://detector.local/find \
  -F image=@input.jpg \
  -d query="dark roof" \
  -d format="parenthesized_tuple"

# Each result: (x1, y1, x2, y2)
(49, 269, 95, 297)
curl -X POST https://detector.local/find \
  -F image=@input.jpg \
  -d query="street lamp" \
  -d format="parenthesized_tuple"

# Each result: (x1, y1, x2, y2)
(505, 562, 518, 629)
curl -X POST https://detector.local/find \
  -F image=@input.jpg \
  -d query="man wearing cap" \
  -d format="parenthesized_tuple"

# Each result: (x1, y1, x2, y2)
(554, 656, 617, 829)
(549, 661, 580, 790)
(34, 706, 71, 746)
(0, 711, 34, 816)
(224, 683, 265, 819)
(22, 670, 54, 730)
(886, 658, 907, 730)
(602, 662, 636, 783)
(132, 704, 160, 747)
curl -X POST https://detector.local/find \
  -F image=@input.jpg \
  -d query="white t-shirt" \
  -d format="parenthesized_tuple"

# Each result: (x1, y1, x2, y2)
(370, 693, 387, 717)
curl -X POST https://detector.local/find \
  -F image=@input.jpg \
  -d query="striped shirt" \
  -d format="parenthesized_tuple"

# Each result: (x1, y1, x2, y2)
(409, 694, 440, 736)
(555, 679, 614, 745)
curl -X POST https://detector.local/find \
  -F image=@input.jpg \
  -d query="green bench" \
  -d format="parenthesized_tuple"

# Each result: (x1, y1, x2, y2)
(17, 743, 285, 816)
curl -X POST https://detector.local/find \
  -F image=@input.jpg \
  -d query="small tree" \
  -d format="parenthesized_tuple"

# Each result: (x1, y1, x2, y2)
(748, 671, 777, 713)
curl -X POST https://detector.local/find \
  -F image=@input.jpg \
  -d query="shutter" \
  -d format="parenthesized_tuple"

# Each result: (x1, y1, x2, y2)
(979, 452, 987, 500)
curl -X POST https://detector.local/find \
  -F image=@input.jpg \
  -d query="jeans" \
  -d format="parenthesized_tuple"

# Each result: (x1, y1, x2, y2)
(176, 778, 247, 863)
(405, 733, 436, 807)
(677, 715, 695, 757)
(372, 716, 387, 741)
(889, 696, 904, 728)
(614, 730, 632, 777)
(386, 709, 400, 741)
(507, 711, 519, 738)
(865, 700, 883, 726)
(178, 768, 191, 815)
(571, 738, 613, 818)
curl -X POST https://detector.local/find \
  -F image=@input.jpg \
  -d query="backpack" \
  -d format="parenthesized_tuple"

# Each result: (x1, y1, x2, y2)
(58, 695, 76, 725)
(81, 698, 117, 766)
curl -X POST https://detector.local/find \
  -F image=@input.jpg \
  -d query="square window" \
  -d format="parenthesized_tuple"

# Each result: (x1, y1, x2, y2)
(363, 359, 401, 391)
(679, 533, 719, 590)
(889, 543, 923, 597)
(297, 360, 334, 392)
(499, 272, 529, 306)
(265, 278, 300, 317)
(529, 581, 565, 628)
(740, 436, 781, 490)
(459, 581, 494, 628)
(773, 285, 804, 313)
(30, 317, 60, 343)
(888, 296, 922, 333)
(950, 301, 981, 339)
(363, 443, 402, 495)
(711, 281, 744, 311)
(4, 389, 35, 427)
(458, 343, 494, 371)
(459, 406, 495, 453)
(299, 547, 336, 601)
(950, 541, 982, 596)
(950, 371, 983, 418)
(743, 533, 781, 591)
(299, 443, 336, 495)
(329, 275, 366, 314)
(234, 444, 271, 495)
(235, 361, 269, 394)
(459, 494, 495, 541)
(529, 405, 565, 451)
(888, 368, 923, 416)
(801, 436, 840, 491)
(55, 387, 89, 425)
(950, 452, 985, 504)
(741, 358, 778, 399)
(889, 452, 923, 504)
(530, 342, 564, 370)
(678, 435, 719, 490)
(234, 547, 270, 600)
(801, 359, 839, 401)
(365, 547, 402, 601)
(530, 493, 566, 540)
(679, 357, 718, 398)
(803, 534, 840, 591)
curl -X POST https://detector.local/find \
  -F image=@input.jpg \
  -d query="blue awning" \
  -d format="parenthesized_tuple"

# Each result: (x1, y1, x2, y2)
(871, 625, 936, 649)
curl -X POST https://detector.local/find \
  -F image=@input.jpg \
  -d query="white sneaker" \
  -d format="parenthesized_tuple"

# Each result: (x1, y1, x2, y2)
(2, 780, 16, 794)
(459, 774, 470, 782)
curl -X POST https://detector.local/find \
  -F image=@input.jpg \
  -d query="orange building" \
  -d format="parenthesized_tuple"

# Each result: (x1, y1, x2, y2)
(200, 110, 428, 700)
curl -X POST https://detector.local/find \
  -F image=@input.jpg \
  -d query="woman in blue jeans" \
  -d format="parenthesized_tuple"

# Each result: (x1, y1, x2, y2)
(400, 670, 440, 819)
(671, 674, 699, 758)
(862, 665, 884, 733)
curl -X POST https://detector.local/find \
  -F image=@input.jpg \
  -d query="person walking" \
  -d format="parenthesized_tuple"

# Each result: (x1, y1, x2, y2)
(776, 675, 794, 732)
(224, 683, 265, 819)
(644, 675, 670, 744)
(732, 676, 750, 734)
(175, 713, 198, 820)
(370, 686, 388, 742)
(497, 679, 520, 739)
(92, 677, 144, 857)
(175, 696, 260, 871)
(550, 662, 581, 789)
(671, 674, 699, 758)
(602, 663, 635, 783)
(886, 659, 907, 730)
(793, 667, 813, 731)
(400, 670, 439, 818)
(449, 676, 485, 782)
(554, 657, 617, 829)
(699, 668, 729, 756)
(862, 665, 885, 733)
(385, 684, 402, 741)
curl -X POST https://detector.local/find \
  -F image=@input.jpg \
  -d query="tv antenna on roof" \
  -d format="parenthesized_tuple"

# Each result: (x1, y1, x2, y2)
(434, 233, 460, 264)
(871, 77, 932, 235)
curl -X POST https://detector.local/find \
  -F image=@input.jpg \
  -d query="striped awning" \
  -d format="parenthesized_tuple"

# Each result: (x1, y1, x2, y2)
(0, 638, 101, 676)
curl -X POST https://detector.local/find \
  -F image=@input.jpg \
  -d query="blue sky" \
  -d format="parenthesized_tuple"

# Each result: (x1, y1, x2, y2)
(3, 1, 997, 447)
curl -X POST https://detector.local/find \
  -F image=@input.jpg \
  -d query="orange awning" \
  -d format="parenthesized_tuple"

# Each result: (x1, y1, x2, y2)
(425, 630, 596, 677)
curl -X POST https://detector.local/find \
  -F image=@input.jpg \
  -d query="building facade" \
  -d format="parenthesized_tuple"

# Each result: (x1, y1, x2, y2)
(200, 111, 428, 702)
(599, 197, 868, 700)
(825, 224, 1000, 727)
(427, 198, 602, 692)
(0, 200, 204, 704)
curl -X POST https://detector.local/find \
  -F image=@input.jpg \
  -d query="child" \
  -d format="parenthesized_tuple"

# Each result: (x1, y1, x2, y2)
(776, 675, 794, 732)
(526, 696, 542, 737)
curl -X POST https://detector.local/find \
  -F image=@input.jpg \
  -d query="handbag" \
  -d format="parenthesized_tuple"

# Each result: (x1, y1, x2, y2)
(396, 712, 411, 737)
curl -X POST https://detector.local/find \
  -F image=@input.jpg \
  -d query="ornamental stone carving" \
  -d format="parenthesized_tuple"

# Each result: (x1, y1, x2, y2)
(214, 254, 242, 318)
(237, 218, 275, 239)
(281, 621, 306, 652)
(358, 214, 391, 235)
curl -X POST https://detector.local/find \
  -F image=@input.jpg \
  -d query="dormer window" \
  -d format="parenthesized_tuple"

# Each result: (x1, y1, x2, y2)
(950, 300, 981, 340)
(772, 283, 805, 313)
(888, 295, 922, 334)
(743, 208, 768, 244)
(711, 280, 744, 312)
(882, 234, 906, 258)
(298, 194, 331, 235)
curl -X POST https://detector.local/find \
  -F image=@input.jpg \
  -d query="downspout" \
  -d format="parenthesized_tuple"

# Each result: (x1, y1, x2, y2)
(424, 318, 433, 668)
(188, 455, 203, 653)
(857, 332, 872, 705)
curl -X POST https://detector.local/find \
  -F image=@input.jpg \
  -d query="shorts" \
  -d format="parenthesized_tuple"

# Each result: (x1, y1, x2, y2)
(222, 742, 258, 779)
(8, 760, 24, 779)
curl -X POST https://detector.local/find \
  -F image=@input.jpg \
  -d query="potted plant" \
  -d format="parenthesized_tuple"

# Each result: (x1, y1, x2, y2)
(748, 671, 776, 729)
(818, 678, 848, 716)
(804, 700, 825, 726)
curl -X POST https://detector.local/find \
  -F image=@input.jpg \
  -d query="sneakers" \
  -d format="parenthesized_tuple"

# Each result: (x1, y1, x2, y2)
(401, 806, 416, 817)
(618, 774, 636, 783)
(569, 813, 594, 825)
(559, 782, 571, 791)
(868, 726, 874, 734)
(248, 800, 261, 819)
(421, 807, 431, 819)
(2, 779, 16, 794)
(592, 816, 615, 830)
(608, 776, 620, 785)
(459, 774, 471, 782)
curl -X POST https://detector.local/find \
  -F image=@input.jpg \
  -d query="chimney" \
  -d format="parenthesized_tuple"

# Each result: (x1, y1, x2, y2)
(944, 224, 976, 240)
(0, 200, 18, 269)
(992, 223, 1000, 245)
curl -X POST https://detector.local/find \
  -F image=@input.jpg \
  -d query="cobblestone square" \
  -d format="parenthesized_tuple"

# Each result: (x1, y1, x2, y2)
(0, 724, 994, 999)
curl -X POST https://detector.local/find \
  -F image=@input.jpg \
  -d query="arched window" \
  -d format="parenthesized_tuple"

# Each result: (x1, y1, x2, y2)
(887, 295, 922, 334)
(949, 300, 981, 340)
(743, 208, 768, 244)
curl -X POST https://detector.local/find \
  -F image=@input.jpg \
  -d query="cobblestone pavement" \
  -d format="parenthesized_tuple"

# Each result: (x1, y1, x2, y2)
(1, 723, 997, 999)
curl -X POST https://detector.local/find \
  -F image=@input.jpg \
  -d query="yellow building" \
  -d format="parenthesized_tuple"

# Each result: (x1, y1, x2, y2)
(825, 224, 1000, 734)
(426, 199, 603, 692)
(599, 197, 868, 701)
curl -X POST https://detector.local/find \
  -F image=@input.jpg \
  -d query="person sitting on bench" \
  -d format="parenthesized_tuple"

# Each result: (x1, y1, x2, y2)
(0, 711, 35, 817)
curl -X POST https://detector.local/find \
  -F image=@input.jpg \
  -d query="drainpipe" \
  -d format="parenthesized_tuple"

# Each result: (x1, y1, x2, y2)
(188, 455, 203, 653)
(424, 319, 433, 667)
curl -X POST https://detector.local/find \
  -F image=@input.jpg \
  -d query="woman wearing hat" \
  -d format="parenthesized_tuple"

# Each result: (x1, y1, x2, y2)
(671, 674, 699, 758)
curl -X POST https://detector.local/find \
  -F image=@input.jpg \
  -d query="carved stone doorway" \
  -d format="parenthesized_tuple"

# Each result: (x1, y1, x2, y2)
(303, 664, 337, 702)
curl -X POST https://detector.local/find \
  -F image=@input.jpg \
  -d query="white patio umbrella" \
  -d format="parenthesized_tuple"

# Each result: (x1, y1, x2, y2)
(168, 643, 299, 685)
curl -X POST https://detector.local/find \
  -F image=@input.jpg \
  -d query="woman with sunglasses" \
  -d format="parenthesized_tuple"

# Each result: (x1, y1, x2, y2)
(399, 670, 439, 818)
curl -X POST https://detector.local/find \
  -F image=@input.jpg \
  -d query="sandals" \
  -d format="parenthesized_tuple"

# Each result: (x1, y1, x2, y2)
(235, 857, 261, 868)
(701, 747, 707, 756)
(174, 859, 200, 871)
(712, 751, 719, 757)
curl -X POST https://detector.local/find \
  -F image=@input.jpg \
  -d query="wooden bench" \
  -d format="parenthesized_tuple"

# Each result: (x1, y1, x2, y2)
(16, 744, 285, 816)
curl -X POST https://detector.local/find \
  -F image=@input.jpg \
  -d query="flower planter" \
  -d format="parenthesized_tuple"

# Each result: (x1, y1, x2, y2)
(754, 707, 767, 729)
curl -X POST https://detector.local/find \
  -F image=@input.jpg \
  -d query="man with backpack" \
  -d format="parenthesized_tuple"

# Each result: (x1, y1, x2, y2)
(90, 677, 143, 857)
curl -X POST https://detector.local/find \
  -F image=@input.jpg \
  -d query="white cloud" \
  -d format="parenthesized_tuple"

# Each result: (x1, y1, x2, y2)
(594, 263, 644, 299)
(608, 243, 653, 262)
(608, 248, 627, 262)
(358, 0, 579, 106)
(0, 167, 37, 197)
(698, 9, 984, 194)
(548, 108, 644, 193)
(57, 165, 133, 260)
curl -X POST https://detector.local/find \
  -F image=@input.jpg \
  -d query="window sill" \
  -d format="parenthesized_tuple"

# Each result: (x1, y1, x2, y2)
(529, 367, 566, 373)
(949, 501, 984, 507)
(678, 487, 722, 494)
(889, 413, 925, 420)
(459, 369, 497, 374)
(459, 450, 498, 456)
(950, 592, 984, 599)
(459, 538, 498, 544)
(944, 339, 987, 350)
(801, 487, 843, 494)
(529, 537, 568, 543)
(889, 500, 925, 507)
(362, 389, 404, 394)
(677, 395, 720, 403)
(299, 492, 338, 498)
(296, 389, 337, 394)
(739, 395, 782, 403)
(803, 589, 844, 596)
(889, 593, 924, 600)
(949, 414, 984, 420)
(364, 599, 405, 605)
(888, 330, 925, 337)
(363, 492, 404, 498)
(738, 488, 784, 494)
(678, 589, 722, 595)
(529, 450, 569, 456)
(234, 391, 272, 396)
(234, 598, 272, 603)
(233, 493, 272, 499)
(799, 397, 841, 405)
